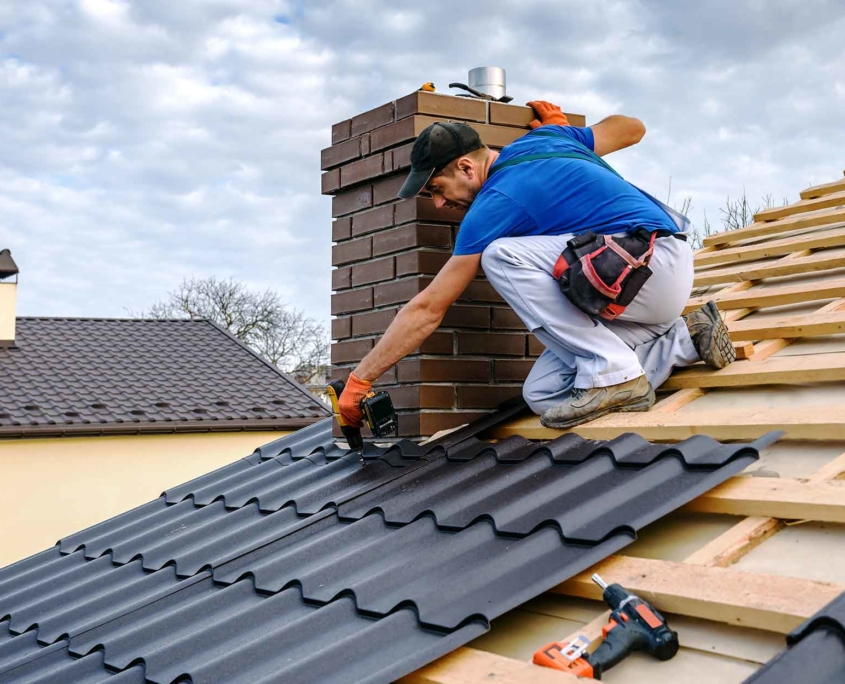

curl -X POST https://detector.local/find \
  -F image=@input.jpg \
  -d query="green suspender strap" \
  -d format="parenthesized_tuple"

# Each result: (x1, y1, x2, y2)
(487, 128, 691, 233)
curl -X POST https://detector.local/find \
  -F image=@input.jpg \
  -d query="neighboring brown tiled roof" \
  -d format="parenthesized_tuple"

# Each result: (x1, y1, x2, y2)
(0, 318, 329, 437)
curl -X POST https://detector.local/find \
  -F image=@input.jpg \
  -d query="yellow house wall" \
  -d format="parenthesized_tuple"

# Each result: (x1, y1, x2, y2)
(0, 430, 289, 567)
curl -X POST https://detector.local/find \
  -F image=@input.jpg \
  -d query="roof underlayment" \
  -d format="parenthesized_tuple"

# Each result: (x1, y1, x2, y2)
(0, 405, 770, 684)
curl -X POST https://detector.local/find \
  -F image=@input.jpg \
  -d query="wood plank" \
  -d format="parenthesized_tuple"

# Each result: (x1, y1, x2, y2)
(652, 388, 705, 413)
(683, 516, 784, 568)
(491, 406, 845, 442)
(801, 174, 845, 200)
(553, 556, 844, 634)
(683, 448, 845, 568)
(662, 351, 845, 389)
(683, 477, 845, 523)
(693, 250, 845, 288)
(734, 341, 755, 359)
(401, 647, 588, 684)
(683, 277, 845, 314)
(727, 309, 845, 341)
(696, 225, 845, 268)
(755, 189, 845, 222)
(806, 449, 845, 482)
(702, 205, 845, 248)
(741, 298, 845, 362)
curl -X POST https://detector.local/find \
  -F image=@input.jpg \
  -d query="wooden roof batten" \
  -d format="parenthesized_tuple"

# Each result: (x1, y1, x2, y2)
(417, 170, 845, 682)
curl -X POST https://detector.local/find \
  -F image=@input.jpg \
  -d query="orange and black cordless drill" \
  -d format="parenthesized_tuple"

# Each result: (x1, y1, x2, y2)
(326, 379, 396, 458)
(534, 573, 678, 679)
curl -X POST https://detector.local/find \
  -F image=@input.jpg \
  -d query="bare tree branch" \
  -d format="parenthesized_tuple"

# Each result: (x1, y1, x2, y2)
(143, 276, 329, 384)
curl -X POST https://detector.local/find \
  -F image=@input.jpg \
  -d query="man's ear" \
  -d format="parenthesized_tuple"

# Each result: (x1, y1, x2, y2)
(457, 156, 476, 179)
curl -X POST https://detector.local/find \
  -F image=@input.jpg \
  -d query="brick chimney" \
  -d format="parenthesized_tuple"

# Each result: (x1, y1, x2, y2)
(0, 249, 19, 347)
(323, 91, 585, 439)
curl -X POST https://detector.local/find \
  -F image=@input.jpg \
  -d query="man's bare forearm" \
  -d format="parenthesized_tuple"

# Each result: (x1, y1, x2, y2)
(353, 298, 444, 381)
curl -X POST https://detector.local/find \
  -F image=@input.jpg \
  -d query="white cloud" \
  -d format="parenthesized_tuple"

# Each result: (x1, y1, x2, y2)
(0, 0, 843, 330)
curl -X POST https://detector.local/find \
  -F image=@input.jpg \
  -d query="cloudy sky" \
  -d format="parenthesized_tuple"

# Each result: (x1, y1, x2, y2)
(2, 0, 844, 327)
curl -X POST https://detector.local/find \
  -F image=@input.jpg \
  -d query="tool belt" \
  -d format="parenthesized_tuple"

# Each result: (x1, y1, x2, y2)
(553, 229, 685, 320)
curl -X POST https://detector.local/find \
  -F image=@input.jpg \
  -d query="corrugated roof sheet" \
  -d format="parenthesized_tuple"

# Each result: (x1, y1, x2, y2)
(744, 590, 845, 683)
(0, 318, 328, 436)
(0, 409, 772, 684)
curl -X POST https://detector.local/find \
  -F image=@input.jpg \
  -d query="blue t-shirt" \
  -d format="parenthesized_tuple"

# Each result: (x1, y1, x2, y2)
(453, 125, 677, 255)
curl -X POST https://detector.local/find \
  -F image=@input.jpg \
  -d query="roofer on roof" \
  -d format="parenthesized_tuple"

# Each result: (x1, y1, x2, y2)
(338, 101, 735, 430)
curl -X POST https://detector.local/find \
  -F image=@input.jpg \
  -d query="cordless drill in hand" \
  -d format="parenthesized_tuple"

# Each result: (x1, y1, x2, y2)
(326, 379, 397, 458)
(533, 573, 678, 679)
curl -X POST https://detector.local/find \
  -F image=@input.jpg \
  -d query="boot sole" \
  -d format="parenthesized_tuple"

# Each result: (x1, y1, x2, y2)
(540, 388, 655, 430)
(701, 301, 736, 369)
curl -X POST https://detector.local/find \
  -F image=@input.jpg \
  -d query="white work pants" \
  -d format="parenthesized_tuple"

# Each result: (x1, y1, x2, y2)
(480, 234, 700, 415)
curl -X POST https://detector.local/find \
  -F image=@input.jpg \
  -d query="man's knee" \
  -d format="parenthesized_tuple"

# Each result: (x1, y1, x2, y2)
(522, 379, 548, 416)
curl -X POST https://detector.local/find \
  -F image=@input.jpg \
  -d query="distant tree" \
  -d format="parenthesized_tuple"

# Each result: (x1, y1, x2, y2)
(146, 276, 329, 385)
(686, 189, 780, 250)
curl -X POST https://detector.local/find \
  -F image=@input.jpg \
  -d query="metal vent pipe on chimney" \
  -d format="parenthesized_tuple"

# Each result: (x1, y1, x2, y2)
(468, 66, 507, 100)
(0, 249, 19, 348)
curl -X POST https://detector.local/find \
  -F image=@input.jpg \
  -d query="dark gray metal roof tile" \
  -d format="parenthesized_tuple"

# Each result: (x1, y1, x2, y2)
(69, 580, 485, 684)
(0, 406, 773, 684)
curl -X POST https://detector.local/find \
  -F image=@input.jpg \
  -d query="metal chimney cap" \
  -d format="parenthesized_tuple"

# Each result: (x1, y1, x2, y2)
(0, 249, 19, 280)
(468, 66, 507, 100)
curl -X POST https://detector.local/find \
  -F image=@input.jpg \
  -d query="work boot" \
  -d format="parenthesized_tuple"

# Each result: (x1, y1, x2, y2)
(683, 300, 735, 369)
(540, 375, 655, 429)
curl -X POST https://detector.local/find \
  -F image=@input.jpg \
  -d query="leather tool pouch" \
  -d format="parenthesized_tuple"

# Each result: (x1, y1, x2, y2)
(553, 230, 658, 320)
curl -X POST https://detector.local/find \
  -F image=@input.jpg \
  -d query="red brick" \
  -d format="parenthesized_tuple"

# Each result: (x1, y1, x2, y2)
(351, 102, 395, 137)
(489, 102, 586, 128)
(321, 168, 340, 194)
(374, 276, 433, 307)
(394, 197, 466, 225)
(492, 308, 527, 330)
(391, 142, 414, 171)
(360, 134, 371, 156)
(387, 385, 455, 410)
(332, 217, 352, 241)
(397, 358, 489, 383)
(413, 331, 454, 355)
(332, 119, 351, 144)
(352, 308, 398, 336)
(321, 136, 361, 170)
(331, 266, 351, 291)
(494, 359, 534, 381)
(528, 335, 545, 357)
(331, 316, 352, 340)
(373, 223, 452, 256)
(396, 91, 488, 123)
(331, 236, 371, 266)
(351, 257, 395, 286)
(459, 280, 504, 303)
(340, 154, 384, 188)
(331, 338, 374, 364)
(457, 332, 526, 356)
(395, 250, 451, 277)
(332, 186, 372, 217)
(373, 174, 406, 205)
(330, 365, 397, 387)
(383, 150, 394, 172)
(370, 116, 418, 152)
(457, 385, 522, 409)
(441, 305, 490, 329)
(351, 205, 394, 236)
(331, 288, 373, 315)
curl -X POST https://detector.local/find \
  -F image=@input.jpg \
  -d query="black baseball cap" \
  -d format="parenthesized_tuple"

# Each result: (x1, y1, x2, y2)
(397, 122, 484, 199)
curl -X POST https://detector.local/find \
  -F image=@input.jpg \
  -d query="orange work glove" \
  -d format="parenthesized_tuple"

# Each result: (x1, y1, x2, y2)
(338, 372, 372, 428)
(526, 100, 569, 129)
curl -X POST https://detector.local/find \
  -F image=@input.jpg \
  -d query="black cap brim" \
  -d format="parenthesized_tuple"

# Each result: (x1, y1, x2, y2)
(397, 166, 435, 200)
